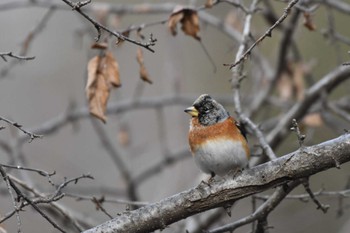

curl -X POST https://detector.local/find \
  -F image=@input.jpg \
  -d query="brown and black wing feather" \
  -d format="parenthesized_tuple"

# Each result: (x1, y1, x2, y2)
(235, 121, 247, 140)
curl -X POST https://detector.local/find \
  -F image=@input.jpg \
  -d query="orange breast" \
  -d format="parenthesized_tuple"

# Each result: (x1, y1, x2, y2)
(188, 117, 250, 158)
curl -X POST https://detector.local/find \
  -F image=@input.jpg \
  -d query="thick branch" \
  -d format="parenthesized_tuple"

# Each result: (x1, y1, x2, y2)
(83, 134, 350, 233)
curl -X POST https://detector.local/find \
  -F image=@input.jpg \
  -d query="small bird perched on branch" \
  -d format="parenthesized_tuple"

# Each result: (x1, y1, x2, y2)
(185, 94, 250, 179)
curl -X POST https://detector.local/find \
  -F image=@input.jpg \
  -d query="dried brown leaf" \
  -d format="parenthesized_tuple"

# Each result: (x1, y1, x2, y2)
(94, 7, 109, 25)
(302, 113, 323, 127)
(136, 48, 152, 84)
(91, 42, 108, 50)
(0, 225, 7, 233)
(168, 7, 200, 40)
(118, 125, 130, 147)
(104, 51, 121, 87)
(225, 10, 243, 33)
(168, 6, 184, 36)
(86, 51, 121, 123)
(116, 31, 130, 46)
(181, 9, 201, 40)
(86, 56, 109, 123)
(277, 62, 306, 101)
(293, 63, 305, 101)
(277, 73, 293, 101)
(303, 12, 316, 31)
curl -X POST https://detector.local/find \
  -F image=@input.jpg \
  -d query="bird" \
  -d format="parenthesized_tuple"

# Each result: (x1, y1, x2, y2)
(184, 94, 250, 179)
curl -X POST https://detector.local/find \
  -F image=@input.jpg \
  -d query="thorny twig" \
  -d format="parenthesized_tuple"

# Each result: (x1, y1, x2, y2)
(0, 52, 35, 62)
(0, 116, 42, 142)
(0, 163, 55, 185)
(51, 174, 94, 198)
(225, 0, 300, 68)
(60, 0, 156, 52)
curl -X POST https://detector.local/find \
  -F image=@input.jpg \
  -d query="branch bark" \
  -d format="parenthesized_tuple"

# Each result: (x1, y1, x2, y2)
(83, 133, 350, 233)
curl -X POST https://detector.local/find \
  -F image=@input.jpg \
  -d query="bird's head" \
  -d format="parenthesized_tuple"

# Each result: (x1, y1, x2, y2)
(184, 94, 229, 126)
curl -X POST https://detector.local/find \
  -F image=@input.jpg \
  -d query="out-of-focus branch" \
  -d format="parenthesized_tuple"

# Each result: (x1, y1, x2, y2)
(256, 189, 350, 200)
(1, 7, 54, 77)
(322, 0, 350, 15)
(133, 148, 190, 186)
(267, 66, 350, 149)
(83, 134, 350, 233)
(248, 1, 301, 117)
(17, 95, 233, 144)
(327, 102, 350, 123)
(89, 119, 139, 205)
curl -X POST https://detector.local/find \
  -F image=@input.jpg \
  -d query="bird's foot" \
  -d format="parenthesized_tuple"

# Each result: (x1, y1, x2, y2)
(228, 168, 243, 180)
(198, 172, 216, 188)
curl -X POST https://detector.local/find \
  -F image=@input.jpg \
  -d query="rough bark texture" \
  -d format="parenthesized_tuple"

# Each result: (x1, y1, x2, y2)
(83, 134, 350, 233)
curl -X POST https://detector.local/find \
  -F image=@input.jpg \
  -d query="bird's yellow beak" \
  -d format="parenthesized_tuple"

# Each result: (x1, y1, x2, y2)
(184, 106, 199, 117)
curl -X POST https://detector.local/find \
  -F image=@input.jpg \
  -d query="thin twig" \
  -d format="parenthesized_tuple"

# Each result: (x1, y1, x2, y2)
(1, 173, 96, 231)
(225, 0, 299, 68)
(0, 165, 22, 232)
(327, 102, 350, 123)
(255, 188, 350, 200)
(0, 52, 35, 62)
(0, 165, 67, 233)
(0, 163, 55, 185)
(230, 0, 277, 161)
(290, 119, 306, 147)
(302, 178, 330, 213)
(65, 193, 148, 206)
(60, 0, 156, 52)
(1, 7, 55, 77)
(0, 116, 42, 142)
(51, 174, 94, 198)
(91, 197, 114, 219)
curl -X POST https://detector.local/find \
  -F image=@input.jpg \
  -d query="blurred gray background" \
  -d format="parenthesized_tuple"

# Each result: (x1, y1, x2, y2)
(1, 0, 350, 232)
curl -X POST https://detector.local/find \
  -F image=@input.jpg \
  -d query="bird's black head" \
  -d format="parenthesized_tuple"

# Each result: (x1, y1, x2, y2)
(185, 94, 229, 126)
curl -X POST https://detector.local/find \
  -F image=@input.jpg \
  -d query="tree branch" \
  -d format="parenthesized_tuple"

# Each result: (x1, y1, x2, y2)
(83, 133, 350, 233)
(209, 180, 300, 233)
(0, 52, 35, 62)
(60, 0, 156, 52)
(225, 0, 299, 68)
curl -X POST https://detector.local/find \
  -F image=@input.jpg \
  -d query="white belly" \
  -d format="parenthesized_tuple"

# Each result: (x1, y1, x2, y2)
(193, 138, 248, 176)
